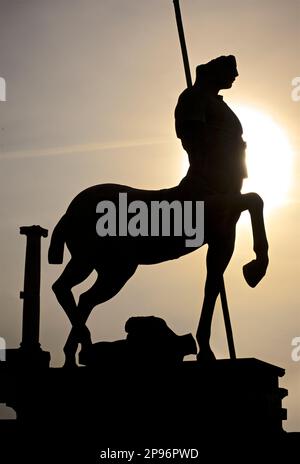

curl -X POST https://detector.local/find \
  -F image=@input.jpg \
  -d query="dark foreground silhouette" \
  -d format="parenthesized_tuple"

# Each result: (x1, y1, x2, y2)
(0, 302, 292, 461)
(0, 349, 294, 463)
(79, 316, 197, 366)
(0, 229, 297, 463)
(49, 56, 269, 367)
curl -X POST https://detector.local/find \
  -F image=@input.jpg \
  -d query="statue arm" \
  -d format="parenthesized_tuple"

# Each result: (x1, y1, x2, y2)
(175, 89, 208, 155)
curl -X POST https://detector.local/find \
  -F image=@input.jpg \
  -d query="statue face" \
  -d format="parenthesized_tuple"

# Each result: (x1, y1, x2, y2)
(196, 56, 239, 89)
(217, 64, 239, 89)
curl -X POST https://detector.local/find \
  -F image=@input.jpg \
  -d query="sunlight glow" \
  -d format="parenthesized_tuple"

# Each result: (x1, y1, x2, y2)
(180, 105, 294, 213)
(233, 105, 294, 212)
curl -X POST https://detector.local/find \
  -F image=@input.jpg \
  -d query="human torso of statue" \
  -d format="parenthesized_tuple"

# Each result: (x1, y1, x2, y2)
(175, 86, 247, 195)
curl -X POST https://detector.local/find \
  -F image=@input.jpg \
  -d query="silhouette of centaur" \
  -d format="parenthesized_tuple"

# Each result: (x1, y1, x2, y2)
(49, 55, 268, 367)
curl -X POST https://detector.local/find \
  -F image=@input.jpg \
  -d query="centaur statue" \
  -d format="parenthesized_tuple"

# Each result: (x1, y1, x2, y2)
(49, 56, 268, 367)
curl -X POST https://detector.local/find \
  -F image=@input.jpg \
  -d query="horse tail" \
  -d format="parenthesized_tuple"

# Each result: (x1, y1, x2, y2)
(48, 214, 67, 264)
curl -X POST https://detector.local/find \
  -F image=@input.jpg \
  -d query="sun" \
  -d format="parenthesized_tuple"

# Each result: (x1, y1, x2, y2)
(181, 105, 294, 213)
(232, 104, 294, 212)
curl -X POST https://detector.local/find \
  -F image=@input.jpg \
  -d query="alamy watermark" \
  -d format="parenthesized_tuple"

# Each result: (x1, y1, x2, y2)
(0, 337, 6, 361)
(291, 77, 300, 102)
(291, 337, 300, 362)
(95, 193, 204, 247)
(0, 77, 6, 101)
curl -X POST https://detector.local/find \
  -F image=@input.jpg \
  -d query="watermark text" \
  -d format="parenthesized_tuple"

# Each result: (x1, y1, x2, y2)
(291, 77, 300, 102)
(291, 337, 300, 362)
(96, 193, 204, 247)
(0, 337, 6, 361)
(0, 77, 6, 101)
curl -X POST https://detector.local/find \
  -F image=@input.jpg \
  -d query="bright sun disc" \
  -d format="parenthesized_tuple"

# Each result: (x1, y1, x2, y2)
(232, 105, 294, 212)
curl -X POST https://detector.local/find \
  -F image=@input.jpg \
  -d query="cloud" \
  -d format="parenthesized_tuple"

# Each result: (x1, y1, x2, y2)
(0, 138, 170, 161)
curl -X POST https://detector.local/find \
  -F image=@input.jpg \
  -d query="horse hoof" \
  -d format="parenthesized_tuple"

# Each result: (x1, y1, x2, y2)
(196, 348, 216, 362)
(243, 259, 268, 288)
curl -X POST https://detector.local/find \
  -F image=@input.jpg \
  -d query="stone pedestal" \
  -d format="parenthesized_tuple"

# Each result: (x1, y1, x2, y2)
(0, 357, 291, 462)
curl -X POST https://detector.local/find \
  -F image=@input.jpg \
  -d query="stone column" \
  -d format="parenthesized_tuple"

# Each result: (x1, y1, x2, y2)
(19, 225, 48, 352)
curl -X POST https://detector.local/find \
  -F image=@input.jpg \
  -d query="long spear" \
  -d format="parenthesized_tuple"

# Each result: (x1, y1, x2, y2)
(173, 0, 236, 359)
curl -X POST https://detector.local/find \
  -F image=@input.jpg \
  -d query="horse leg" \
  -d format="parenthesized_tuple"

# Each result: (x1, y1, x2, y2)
(52, 257, 94, 325)
(196, 230, 236, 361)
(234, 193, 269, 287)
(52, 257, 94, 367)
(65, 261, 138, 362)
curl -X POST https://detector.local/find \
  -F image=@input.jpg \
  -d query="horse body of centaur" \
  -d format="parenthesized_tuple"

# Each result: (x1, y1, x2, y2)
(49, 180, 268, 367)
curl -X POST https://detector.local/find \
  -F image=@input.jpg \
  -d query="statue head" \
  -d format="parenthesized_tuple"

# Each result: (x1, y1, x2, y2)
(195, 55, 238, 90)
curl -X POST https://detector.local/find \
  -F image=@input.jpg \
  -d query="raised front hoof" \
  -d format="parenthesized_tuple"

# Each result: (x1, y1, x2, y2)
(243, 259, 268, 288)
(196, 347, 216, 363)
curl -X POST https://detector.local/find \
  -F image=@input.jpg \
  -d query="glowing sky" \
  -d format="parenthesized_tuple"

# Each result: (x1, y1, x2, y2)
(0, 0, 299, 431)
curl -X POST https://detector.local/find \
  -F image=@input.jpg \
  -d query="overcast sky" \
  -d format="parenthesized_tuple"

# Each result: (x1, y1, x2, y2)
(0, 0, 299, 431)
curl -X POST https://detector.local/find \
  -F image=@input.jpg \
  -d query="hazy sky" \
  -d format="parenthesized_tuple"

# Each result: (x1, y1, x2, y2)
(0, 0, 299, 431)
